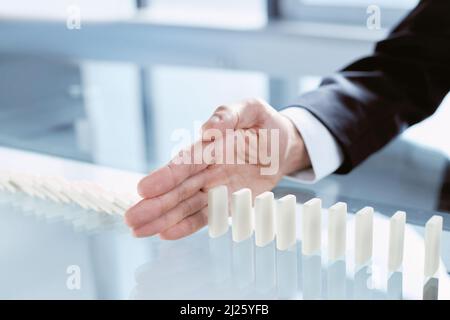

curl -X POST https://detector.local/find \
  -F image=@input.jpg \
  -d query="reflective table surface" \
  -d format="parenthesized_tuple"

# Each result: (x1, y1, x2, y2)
(0, 136, 449, 299)
(130, 215, 450, 300)
(1, 194, 449, 300)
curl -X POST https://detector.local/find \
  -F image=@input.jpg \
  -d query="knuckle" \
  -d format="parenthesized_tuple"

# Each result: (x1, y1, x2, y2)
(215, 105, 231, 114)
(161, 208, 170, 225)
(198, 209, 208, 226)
(181, 200, 193, 218)
(167, 162, 178, 185)
(249, 97, 265, 106)
(155, 195, 166, 215)
(186, 216, 196, 233)
(176, 183, 187, 203)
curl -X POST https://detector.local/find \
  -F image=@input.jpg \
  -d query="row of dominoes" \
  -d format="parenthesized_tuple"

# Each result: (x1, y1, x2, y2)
(208, 186, 443, 277)
(0, 171, 137, 231)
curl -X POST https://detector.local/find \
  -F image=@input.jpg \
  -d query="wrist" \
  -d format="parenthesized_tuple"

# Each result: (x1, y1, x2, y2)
(280, 115, 311, 176)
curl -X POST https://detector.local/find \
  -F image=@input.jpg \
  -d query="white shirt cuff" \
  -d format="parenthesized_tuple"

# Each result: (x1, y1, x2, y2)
(280, 107, 344, 183)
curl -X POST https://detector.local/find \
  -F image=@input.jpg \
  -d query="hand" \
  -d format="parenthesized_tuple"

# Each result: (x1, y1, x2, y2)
(125, 98, 311, 239)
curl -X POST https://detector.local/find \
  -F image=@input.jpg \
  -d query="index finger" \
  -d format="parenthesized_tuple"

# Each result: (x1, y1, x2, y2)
(138, 140, 209, 198)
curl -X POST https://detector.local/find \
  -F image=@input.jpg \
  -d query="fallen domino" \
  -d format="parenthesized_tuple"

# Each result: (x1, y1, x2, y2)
(0, 170, 139, 232)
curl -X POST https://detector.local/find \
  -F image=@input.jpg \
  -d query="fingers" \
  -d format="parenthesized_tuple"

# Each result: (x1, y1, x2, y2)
(137, 140, 209, 199)
(201, 99, 270, 136)
(126, 165, 212, 228)
(137, 99, 270, 199)
(159, 207, 208, 240)
(132, 191, 208, 238)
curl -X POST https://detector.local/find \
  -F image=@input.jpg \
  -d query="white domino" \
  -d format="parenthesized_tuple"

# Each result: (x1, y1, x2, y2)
(276, 194, 296, 251)
(424, 215, 443, 278)
(0, 170, 138, 232)
(0, 174, 14, 193)
(254, 191, 275, 247)
(328, 202, 347, 262)
(208, 185, 229, 238)
(355, 206, 374, 268)
(231, 188, 253, 242)
(302, 198, 322, 255)
(388, 211, 406, 273)
(40, 177, 71, 204)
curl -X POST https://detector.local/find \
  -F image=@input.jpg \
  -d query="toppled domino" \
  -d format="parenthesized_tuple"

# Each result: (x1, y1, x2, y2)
(0, 172, 16, 193)
(0, 170, 137, 232)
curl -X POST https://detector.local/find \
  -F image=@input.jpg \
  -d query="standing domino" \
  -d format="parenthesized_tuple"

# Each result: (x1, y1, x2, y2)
(208, 185, 229, 238)
(328, 202, 347, 262)
(302, 198, 322, 255)
(355, 207, 374, 268)
(232, 188, 253, 242)
(276, 195, 297, 251)
(255, 191, 275, 247)
(424, 215, 443, 278)
(388, 211, 406, 273)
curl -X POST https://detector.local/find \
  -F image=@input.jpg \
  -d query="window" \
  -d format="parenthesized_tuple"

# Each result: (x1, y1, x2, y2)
(0, 0, 136, 20)
(137, 0, 267, 29)
(277, 0, 419, 28)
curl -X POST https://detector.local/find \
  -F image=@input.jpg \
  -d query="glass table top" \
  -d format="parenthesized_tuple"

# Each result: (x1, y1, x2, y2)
(0, 129, 448, 300)
(0, 188, 449, 300)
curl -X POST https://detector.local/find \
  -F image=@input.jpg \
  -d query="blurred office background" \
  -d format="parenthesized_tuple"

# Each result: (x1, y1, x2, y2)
(3, 0, 449, 174)
(1, 0, 450, 300)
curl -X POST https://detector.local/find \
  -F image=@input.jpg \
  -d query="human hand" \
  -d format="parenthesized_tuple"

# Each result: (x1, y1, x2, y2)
(125, 98, 311, 239)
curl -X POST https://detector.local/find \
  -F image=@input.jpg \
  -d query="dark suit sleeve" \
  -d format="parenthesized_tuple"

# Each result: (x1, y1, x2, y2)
(286, 0, 450, 173)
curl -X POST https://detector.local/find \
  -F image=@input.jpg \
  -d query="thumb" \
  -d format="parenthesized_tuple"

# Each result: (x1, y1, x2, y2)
(201, 99, 267, 138)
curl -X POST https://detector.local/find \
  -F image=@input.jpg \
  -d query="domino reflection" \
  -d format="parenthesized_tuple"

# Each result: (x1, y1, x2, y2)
(423, 277, 439, 300)
(3, 188, 449, 300)
(387, 272, 403, 300)
(327, 260, 346, 299)
(276, 243, 298, 299)
(0, 190, 124, 233)
(255, 242, 276, 296)
(129, 228, 395, 300)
